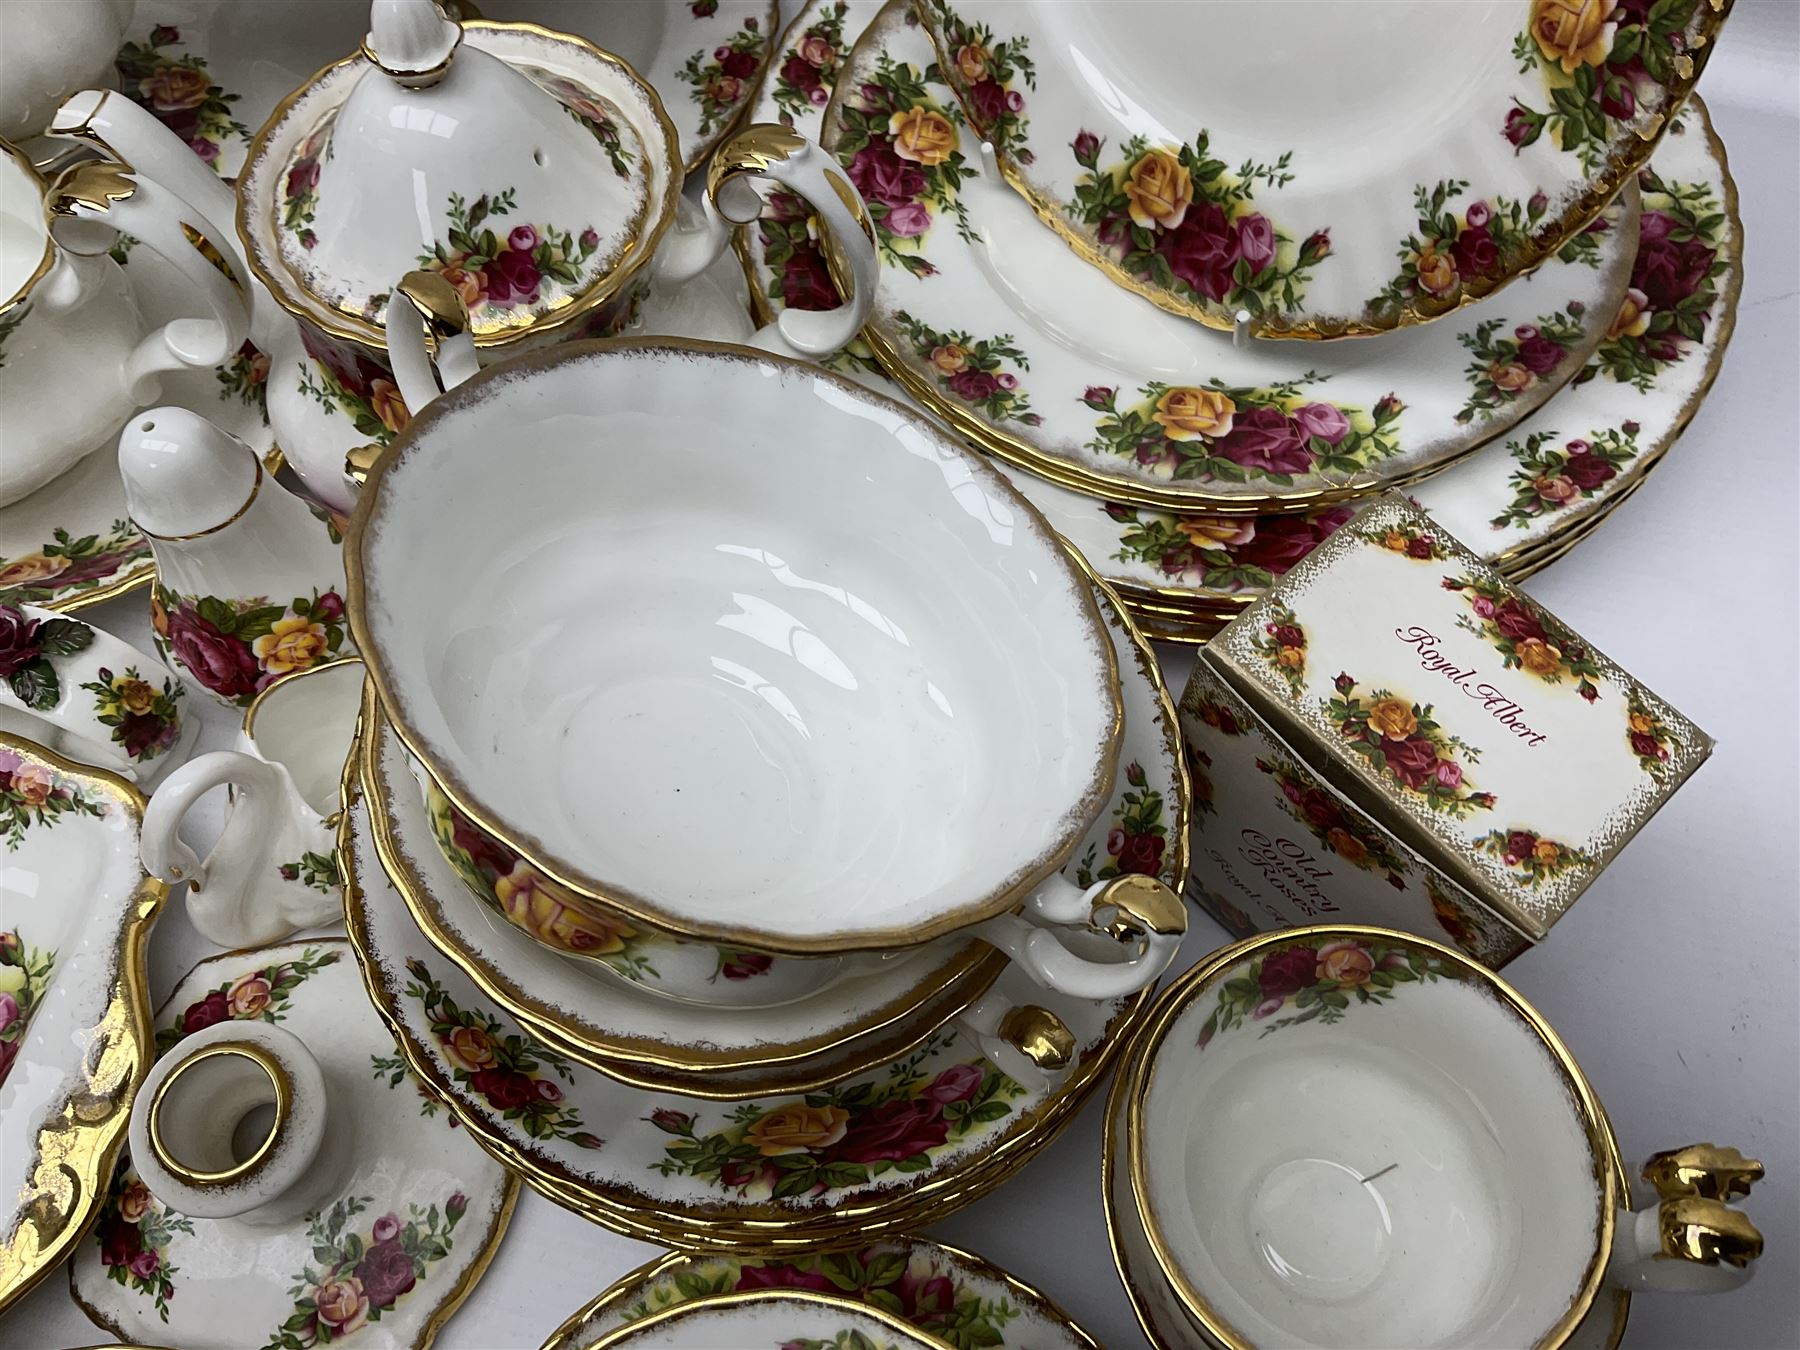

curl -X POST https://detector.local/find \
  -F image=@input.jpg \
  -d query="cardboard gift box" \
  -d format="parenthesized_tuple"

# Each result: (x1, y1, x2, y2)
(1178, 494, 1711, 967)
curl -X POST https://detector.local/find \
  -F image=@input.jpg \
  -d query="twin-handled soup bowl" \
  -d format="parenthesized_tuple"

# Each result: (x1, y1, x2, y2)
(1106, 927, 1765, 1349)
(346, 334, 1186, 1008)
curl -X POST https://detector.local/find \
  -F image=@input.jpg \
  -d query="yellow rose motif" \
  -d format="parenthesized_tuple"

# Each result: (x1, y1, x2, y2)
(1381, 530, 1410, 553)
(116, 678, 158, 715)
(1368, 698, 1418, 740)
(0, 553, 70, 589)
(1177, 516, 1255, 550)
(369, 378, 410, 434)
(1414, 244, 1457, 295)
(1530, 0, 1620, 75)
(1608, 287, 1652, 340)
(1277, 645, 1304, 669)
(1516, 637, 1564, 677)
(10, 763, 53, 807)
(955, 44, 988, 81)
(1489, 361, 1534, 393)
(1151, 387, 1235, 441)
(446, 1025, 496, 1072)
(1534, 838, 1562, 866)
(1122, 150, 1193, 230)
(929, 343, 969, 375)
(253, 614, 329, 676)
(744, 1103, 851, 1156)
(117, 1179, 154, 1224)
(150, 590, 170, 638)
(227, 973, 272, 1018)
(1317, 941, 1374, 989)
(888, 106, 957, 166)
(1628, 711, 1655, 734)
(1325, 827, 1368, 864)
(495, 861, 632, 956)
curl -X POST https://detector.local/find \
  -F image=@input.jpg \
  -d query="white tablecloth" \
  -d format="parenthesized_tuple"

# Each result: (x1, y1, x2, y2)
(5, 3, 1796, 1347)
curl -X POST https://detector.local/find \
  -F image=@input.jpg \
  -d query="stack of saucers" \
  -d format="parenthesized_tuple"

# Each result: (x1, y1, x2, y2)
(337, 335, 1195, 1248)
(738, 0, 1740, 642)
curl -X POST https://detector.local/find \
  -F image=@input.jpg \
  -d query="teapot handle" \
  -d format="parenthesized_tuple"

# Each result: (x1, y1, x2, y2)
(385, 270, 480, 415)
(655, 124, 877, 362)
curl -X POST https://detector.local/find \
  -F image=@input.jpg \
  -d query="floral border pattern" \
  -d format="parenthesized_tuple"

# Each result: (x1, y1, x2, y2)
(93, 1166, 194, 1320)
(1073, 759, 1170, 884)
(154, 947, 341, 1055)
(1478, 826, 1596, 885)
(1489, 424, 1641, 529)
(0, 522, 150, 609)
(1625, 690, 1678, 779)
(1443, 573, 1604, 700)
(1456, 306, 1588, 423)
(1256, 755, 1411, 889)
(1374, 183, 1546, 320)
(893, 314, 1037, 425)
(0, 604, 93, 709)
(150, 584, 350, 707)
(1197, 935, 1453, 1048)
(1249, 603, 1307, 699)
(679, 14, 765, 137)
(81, 664, 185, 764)
(772, 1, 852, 121)
(1105, 504, 1353, 592)
(1326, 674, 1493, 818)
(0, 929, 54, 1089)
(114, 26, 247, 172)
(0, 744, 105, 849)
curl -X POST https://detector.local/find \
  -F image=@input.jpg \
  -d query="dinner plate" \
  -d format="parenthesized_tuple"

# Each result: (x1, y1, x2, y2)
(110, 0, 775, 180)
(819, 1, 1639, 514)
(915, 0, 1729, 340)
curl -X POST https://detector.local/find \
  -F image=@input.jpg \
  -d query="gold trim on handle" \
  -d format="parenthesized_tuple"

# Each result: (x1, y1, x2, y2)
(1091, 873, 1186, 942)
(998, 1005, 1074, 1071)
(1642, 1144, 1764, 1203)
(1657, 1195, 1764, 1268)
(144, 1041, 292, 1188)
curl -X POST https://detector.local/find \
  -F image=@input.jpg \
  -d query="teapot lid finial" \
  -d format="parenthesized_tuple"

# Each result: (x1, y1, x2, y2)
(363, 0, 462, 88)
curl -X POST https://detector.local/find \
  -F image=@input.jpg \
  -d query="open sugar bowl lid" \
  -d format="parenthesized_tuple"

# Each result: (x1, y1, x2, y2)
(239, 0, 679, 349)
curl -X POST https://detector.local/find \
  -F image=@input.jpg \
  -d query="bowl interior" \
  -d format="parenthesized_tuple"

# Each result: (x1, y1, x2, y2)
(354, 345, 1116, 946)
(1139, 932, 1606, 1349)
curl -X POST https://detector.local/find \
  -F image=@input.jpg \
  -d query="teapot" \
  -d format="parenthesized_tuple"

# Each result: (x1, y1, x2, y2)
(53, 0, 875, 512)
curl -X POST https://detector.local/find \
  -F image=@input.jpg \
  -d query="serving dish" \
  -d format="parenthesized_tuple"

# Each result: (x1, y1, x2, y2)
(68, 939, 517, 1349)
(108, 0, 775, 180)
(0, 734, 166, 1315)
(541, 1237, 1101, 1350)
(916, 0, 1727, 340)
(1105, 926, 1764, 1348)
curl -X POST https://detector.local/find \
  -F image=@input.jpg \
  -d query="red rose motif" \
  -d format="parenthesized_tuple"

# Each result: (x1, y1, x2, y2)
(1493, 599, 1545, 643)
(1299, 788, 1341, 831)
(1630, 731, 1667, 759)
(780, 55, 822, 95)
(735, 1262, 837, 1293)
(0, 607, 44, 678)
(167, 607, 260, 699)
(1258, 946, 1318, 999)
(1117, 832, 1166, 876)
(1504, 830, 1538, 862)
(285, 157, 320, 201)
(98, 1217, 143, 1269)
(1382, 736, 1441, 790)
(781, 252, 840, 311)
(720, 49, 759, 80)
(898, 1271, 958, 1323)
(1211, 407, 1314, 476)
(1155, 201, 1237, 302)
(1269, 623, 1305, 649)
(354, 1237, 418, 1309)
(825, 1098, 949, 1164)
(1233, 513, 1333, 574)
(846, 140, 925, 208)
(719, 1157, 776, 1189)
(968, 79, 1010, 126)
(181, 989, 231, 1035)
(1406, 537, 1434, 559)
(485, 250, 542, 307)
(948, 369, 1000, 403)
(118, 711, 177, 759)
(1451, 224, 1499, 278)
(469, 1066, 534, 1111)
(1565, 454, 1616, 490)
(721, 951, 774, 980)
(922, 1063, 985, 1104)
(1631, 229, 1716, 310)
(1516, 334, 1566, 374)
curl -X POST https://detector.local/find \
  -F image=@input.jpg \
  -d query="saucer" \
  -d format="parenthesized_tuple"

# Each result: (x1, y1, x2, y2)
(917, 0, 1724, 340)
(822, 1, 1639, 515)
(560, 1289, 947, 1350)
(356, 554, 1185, 1095)
(68, 939, 516, 1349)
(344, 792, 1151, 1249)
(0, 232, 275, 613)
(112, 0, 775, 179)
(0, 737, 165, 1315)
(542, 1237, 1101, 1350)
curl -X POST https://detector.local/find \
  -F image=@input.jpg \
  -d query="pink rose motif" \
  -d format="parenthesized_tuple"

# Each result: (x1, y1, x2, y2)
(1290, 403, 1350, 445)
(1471, 595, 1497, 618)
(1252, 996, 1286, 1020)
(129, 1249, 160, 1280)
(370, 1213, 401, 1244)
(883, 201, 930, 237)
(922, 1063, 985, 1104)
(1434, 759, 1464, 789)
(846, 141, 926, 208)
(1465, 200, 1492, 228)
(996, 371, 1018, 390)
(797, 35, 834, 67)
(1106, 826, 1126, 857)
(809, 86, 829, 107)
(1234, 213, 1276, 274)
(508, 225, 539, 253)
(355, 1238, 417, 1309)
(534, 1078, 564, 1102)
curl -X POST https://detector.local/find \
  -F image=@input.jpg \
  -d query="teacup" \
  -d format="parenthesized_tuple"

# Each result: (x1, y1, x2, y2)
(0, 143, 249, 507)
(348, 326, 1186, 1007)
(0, 601, 195, 786)
(1109, 927, 1765, 1349)
(140, 658, 364, 947)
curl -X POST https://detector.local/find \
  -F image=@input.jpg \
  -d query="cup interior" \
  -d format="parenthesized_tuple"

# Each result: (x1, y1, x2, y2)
(1137, 931, 1609, 1349)
(0, 145, 49, 306)
(353, 345, 1117, 948)
(245, 660, 365, 817)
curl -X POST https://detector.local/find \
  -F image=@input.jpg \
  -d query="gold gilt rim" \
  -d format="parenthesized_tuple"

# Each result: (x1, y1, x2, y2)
(0, 736, 167, 1317)
(851, 4, 1639, 515)
(343, 333, 1124, 957)
(343, 772, 1161, 1250)
(354, 676, 1009, 1089)
(1115, 925, 1621, 1350)
(234, 21, 686, 355)
(916, 1, 1732, 342)
(144, 1041, 291, 1188)
(541, 1236, 1103, 1350)
(67, 935, 520, 1350)
(579, 1287, 952, 1350)
(0, 139, 56, 315)
(689, 0, 785, 178)
(241, 652, 365, 747)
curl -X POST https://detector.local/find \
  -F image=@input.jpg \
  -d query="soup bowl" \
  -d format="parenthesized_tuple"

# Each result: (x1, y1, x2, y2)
(347, 324, 1186, 1006)
(1107, 927, 1765, 1349)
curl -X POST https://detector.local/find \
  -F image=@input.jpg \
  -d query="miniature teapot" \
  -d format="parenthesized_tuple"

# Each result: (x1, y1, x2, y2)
(52, 0, 875, 512)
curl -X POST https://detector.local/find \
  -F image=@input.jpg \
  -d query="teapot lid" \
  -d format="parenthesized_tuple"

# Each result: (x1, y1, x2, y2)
(238, 1, 680, 349)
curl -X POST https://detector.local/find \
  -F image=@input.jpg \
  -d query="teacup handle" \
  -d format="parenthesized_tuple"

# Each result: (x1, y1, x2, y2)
(1608, 1143, 1765, 1294)
(385, 270, 480, 415)
(140, 750, 341, 946)
(655, 123, 877, 361)
(969, 872, 1187, 1001)
(952, 989, 1076, 1092)
(44, 159, 249, 400)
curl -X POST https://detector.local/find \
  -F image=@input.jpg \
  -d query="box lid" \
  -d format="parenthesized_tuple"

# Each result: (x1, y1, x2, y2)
(1202, 494, 1711, 938)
